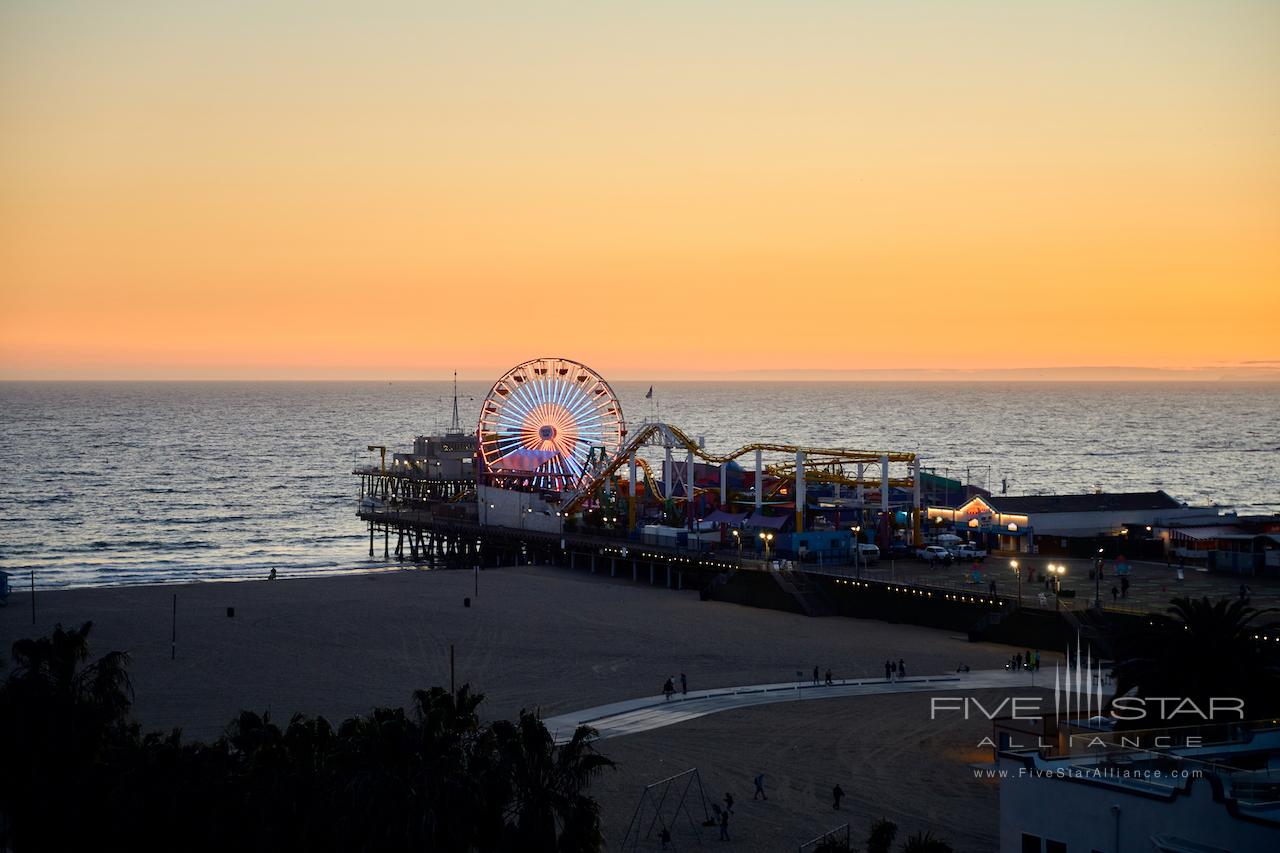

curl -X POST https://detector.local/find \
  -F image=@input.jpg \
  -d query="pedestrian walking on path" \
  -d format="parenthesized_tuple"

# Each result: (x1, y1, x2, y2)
(832, 784, 845, 810)
(898, 658, 906, 679)
(813, 665, 820, 684)
(680, 673, 687, 695)
(753, 773, 767, 800)
(825, 668, 833, 685)
(884, 659, 892, 680)
(663, 677, 674, 701)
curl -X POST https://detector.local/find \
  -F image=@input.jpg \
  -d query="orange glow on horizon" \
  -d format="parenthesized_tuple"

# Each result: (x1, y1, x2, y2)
(1, 3, 1277, 380)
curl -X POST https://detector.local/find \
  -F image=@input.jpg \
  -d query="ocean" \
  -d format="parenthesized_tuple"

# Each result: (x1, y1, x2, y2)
(1, 381, 1276, 589)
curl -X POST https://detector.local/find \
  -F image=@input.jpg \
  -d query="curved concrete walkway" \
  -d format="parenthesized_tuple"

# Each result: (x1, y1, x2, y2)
(546, 669, 1066, 743)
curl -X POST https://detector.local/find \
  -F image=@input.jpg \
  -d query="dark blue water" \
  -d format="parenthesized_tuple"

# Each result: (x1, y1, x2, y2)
(1, 381, 1275, 588)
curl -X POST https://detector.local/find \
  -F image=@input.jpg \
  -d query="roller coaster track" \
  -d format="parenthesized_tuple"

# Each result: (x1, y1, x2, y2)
(560, 422, 914, 514)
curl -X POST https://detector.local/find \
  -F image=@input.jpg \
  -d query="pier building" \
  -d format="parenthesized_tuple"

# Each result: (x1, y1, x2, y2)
(925, 491, 1209, 555)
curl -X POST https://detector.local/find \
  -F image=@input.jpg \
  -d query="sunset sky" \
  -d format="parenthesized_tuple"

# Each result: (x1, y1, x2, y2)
(2, 2, 1277, 380)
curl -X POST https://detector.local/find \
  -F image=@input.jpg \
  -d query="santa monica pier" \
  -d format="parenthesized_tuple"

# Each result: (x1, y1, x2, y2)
(354, 357, 1280, 643)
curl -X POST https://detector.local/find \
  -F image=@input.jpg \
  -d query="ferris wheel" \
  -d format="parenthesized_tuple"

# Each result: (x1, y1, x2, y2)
(477, 357, 626, 491)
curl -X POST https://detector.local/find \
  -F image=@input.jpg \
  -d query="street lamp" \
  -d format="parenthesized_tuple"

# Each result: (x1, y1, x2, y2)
(732, 528, 742, 559)
(759, 531, 774, 562)
(852, 525, 862, 578)
(1048, 563, 1066, 611)
(1094, 547, 1104, 608)
(1011, 559, 1020, 607)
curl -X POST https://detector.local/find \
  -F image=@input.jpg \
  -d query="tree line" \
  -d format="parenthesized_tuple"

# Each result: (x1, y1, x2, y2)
(0, 622, 613, 852)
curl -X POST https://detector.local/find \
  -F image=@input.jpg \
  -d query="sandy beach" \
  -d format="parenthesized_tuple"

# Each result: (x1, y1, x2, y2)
(1, 565, 1044, 851)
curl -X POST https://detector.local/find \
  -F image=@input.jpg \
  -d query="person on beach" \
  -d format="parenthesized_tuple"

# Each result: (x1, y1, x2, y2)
(813, 665, 820, 684)
(898, 658, 906, 679)
(718, 807, 730, 840)
(268, 568, 277, 581)
(663, 678, 674, 701)
(681, 673, 687, 695)
(1112, 585, 1119, 602)
(724, 792, 734, 814)
(825, 668, 833, 685)
(1014, 652, 1022, 671)
(832, 783, 845, 810)
(884, 660, 892, 680)
(753, 773, 767, 800)
(1121, 576, 1130, 598)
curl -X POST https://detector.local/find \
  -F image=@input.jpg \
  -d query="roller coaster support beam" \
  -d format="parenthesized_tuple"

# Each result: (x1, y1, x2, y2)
(754, 449, 763, 511)
(686, 449, 695, 530)
(720, 461, 727, 507)
(795, 450, 806, 532)
(880, 455, 890, 514)
(664, 446, 674, 499)
(880, 454, 891, 548)
(628, 452, 637, 531)
(912, 457, 923, 546)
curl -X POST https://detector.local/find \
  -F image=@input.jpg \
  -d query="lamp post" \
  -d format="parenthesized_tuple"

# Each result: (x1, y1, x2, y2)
(732, 528, 742, 560)
(1094, 548, 1104, 608)
(1011, 559, 1020, 607)
(1049, 563, 1065, 611)
(852, 525, 862, 578)
(759, 531, 774, 563)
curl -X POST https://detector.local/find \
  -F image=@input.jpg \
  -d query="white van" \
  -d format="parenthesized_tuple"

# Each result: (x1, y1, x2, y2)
(856, 543, 880, 564)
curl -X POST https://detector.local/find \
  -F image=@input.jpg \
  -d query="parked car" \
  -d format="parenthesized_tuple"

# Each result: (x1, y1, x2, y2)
(916, 545, 952, 564)
(856, 543, 880, 564)
(953, 543, 987, 561)
(886, 543, 915, 560)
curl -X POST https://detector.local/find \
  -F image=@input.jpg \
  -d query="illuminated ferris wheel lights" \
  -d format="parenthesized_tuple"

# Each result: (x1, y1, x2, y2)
(478, 358, 625, 491)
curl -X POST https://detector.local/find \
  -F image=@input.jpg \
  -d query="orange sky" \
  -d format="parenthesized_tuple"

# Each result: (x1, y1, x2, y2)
(2, 2, 1278, 380)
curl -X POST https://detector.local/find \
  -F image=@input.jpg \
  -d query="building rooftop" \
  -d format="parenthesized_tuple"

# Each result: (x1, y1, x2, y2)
(1001, 726, 1280, 815)
(986, 490, 1185, 515)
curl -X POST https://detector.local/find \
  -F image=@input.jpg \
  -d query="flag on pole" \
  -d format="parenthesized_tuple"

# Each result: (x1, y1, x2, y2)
(645, 386, 653, 399)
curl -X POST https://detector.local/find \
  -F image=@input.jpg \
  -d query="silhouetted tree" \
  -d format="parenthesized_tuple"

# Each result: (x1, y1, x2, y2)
(0, 622, 134, 851)
(900, 830, 953, 852)
(493, 711, 614, 852)
(1111, 596, 1280, 729)
(867, 817, 898, 853)
(0, 626, 613, 853)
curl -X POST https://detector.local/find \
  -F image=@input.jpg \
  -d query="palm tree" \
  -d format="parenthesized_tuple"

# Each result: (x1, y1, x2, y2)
(6, 621, 133, 721)
(0, 622, 135, 851)
(493, 712, 614, 852)
(867, 818, 898, 853)
(412, 685, 503, 852)
(900, 830, 953, 852)
(1111, 596, 1280, 729)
